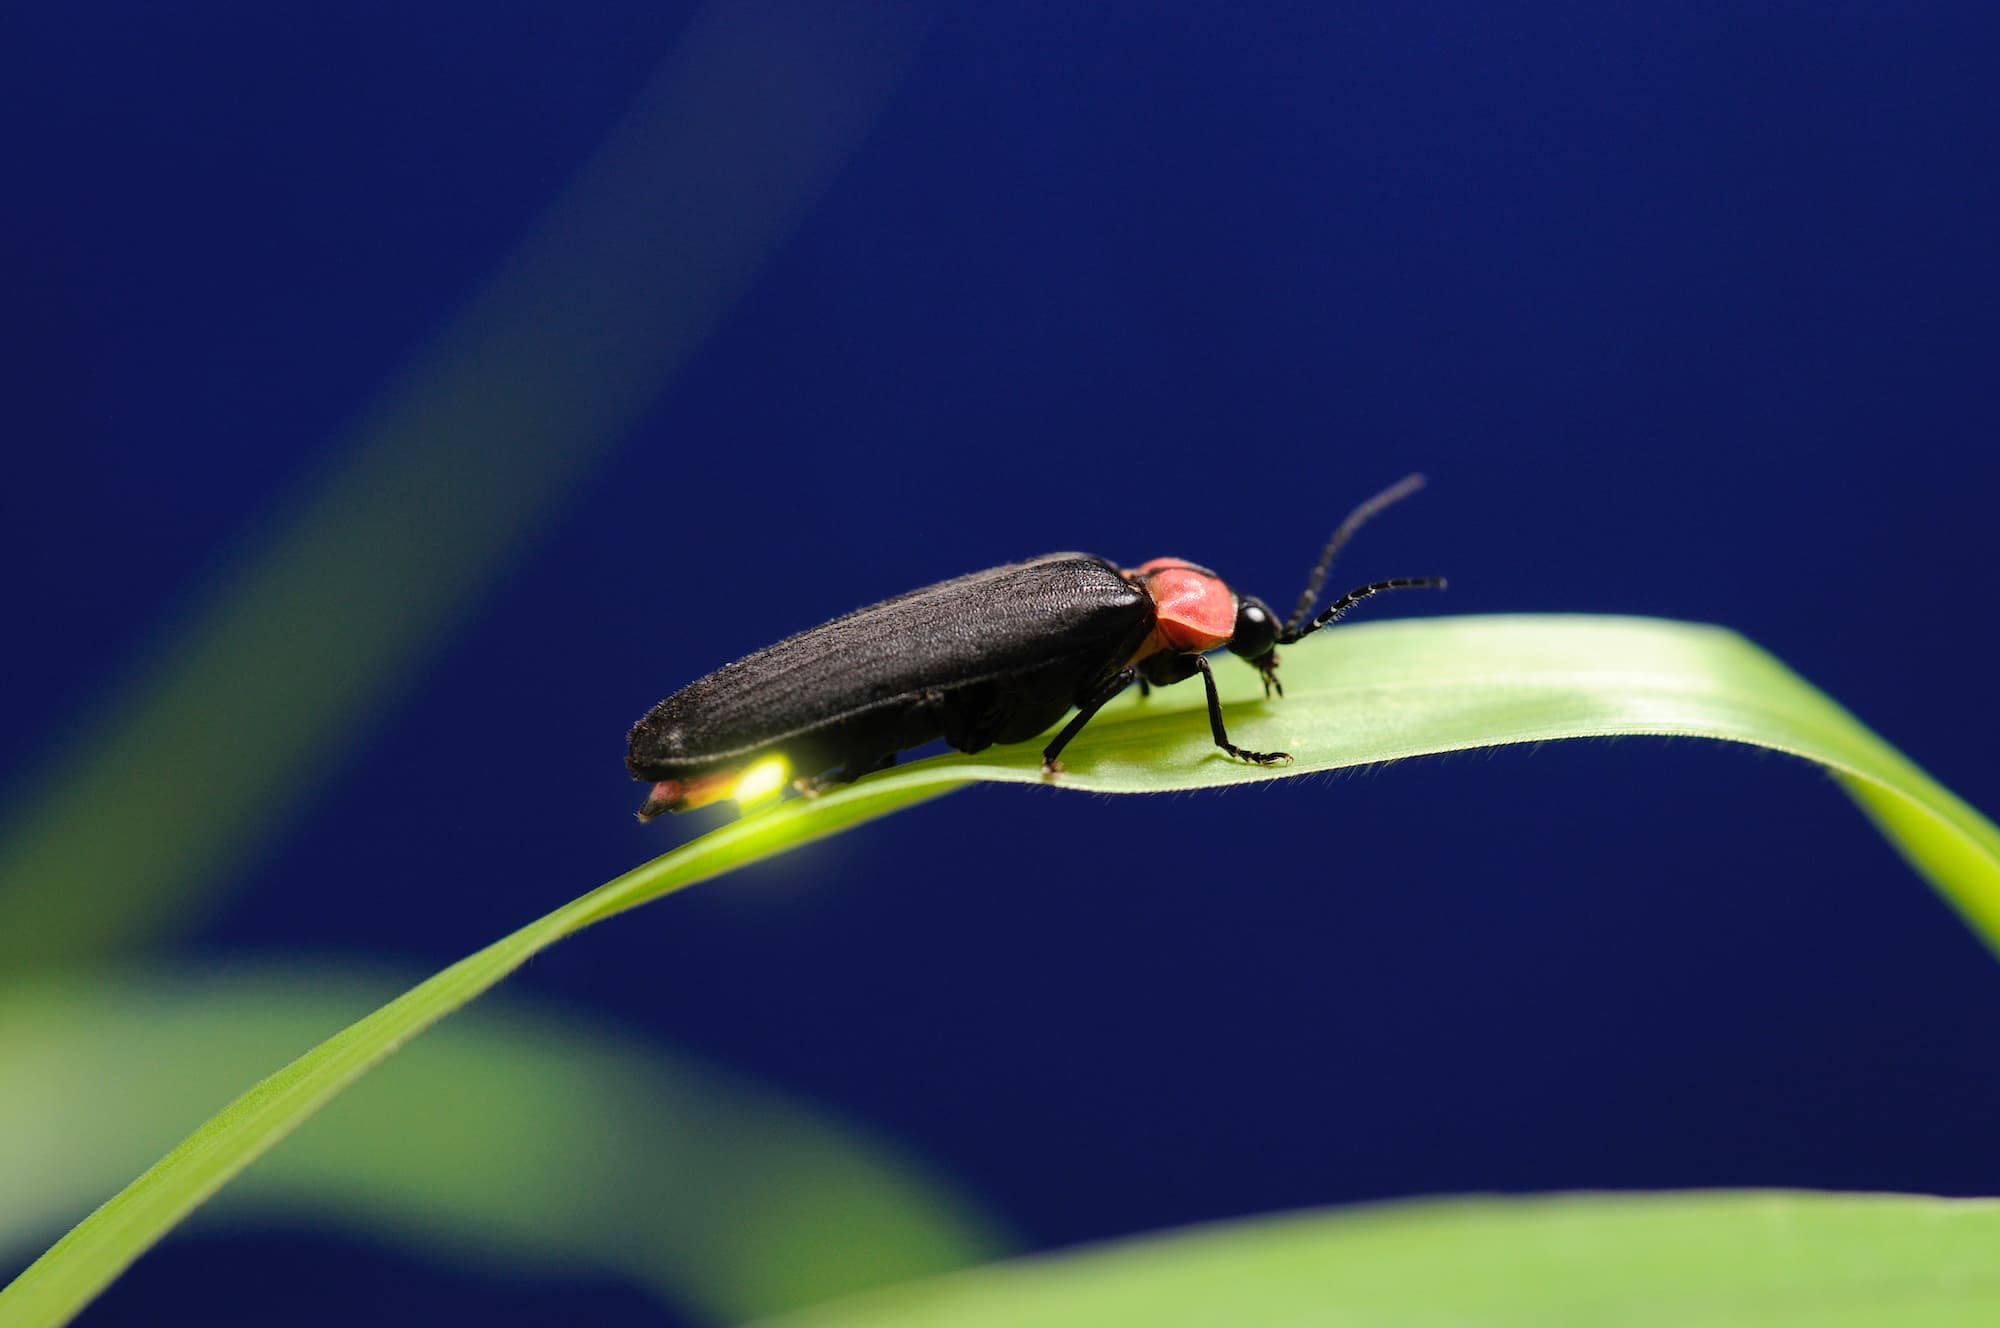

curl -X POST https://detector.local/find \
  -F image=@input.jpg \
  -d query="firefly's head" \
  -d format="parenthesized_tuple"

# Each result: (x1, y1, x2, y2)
(1226, 594, 1279, 665)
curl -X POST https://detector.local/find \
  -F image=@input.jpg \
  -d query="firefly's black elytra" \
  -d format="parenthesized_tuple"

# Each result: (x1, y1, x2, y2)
(626, 474, 1444, 818)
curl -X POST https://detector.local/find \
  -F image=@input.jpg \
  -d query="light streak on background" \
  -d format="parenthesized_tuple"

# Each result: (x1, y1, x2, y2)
(0, 1, 922, 965)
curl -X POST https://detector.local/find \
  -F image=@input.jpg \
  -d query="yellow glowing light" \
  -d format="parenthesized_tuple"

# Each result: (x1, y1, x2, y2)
(731, 756, 789, 804)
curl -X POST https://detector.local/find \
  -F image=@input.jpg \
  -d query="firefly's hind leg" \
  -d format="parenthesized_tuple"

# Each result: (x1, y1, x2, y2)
(794, 752, 897, 798)
(1041, 668, 1139, 777)
(843, 751, 897, 781)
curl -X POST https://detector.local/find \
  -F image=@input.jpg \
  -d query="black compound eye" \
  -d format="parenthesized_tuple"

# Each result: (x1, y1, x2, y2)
(1228, 595, 1278, 660)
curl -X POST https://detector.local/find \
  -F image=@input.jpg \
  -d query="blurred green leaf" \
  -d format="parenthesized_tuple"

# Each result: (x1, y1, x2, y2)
(0, 0, 917, 966)
(0, 964, 1006, 1320)
(752, 1190, 2000, 1327)
(5, 614, 1996, 1325)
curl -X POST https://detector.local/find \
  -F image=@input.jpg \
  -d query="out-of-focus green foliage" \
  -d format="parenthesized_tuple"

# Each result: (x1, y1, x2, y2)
(0, 0, 915, 967)
(0, 965, 1007, 1322)
(0, 6, 993, 1325)
(755, 1190, 2000, 1328)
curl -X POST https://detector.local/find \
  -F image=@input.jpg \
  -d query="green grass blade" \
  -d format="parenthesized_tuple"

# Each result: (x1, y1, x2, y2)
(750, 1191, 2000, 1328)
(4, 614, 1995, 1325)
(917, 613, 2000, 945)
(0, 965, 1007, 1320)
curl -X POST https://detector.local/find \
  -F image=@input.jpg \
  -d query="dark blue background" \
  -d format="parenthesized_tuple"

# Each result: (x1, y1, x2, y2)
(6, 2, 1999, 1322)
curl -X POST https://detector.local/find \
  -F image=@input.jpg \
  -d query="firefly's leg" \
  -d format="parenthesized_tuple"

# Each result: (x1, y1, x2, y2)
(794, 752, 896, 798)
(1192, 654, 1292, 766)
(1041, 667, 1139, 776)
(841, 751, 897, 782)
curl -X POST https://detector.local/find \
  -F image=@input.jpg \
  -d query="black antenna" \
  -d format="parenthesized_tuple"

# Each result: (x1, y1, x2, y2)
(1281, 472, 1433, 636)
(1278, 576, 1447, 645)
